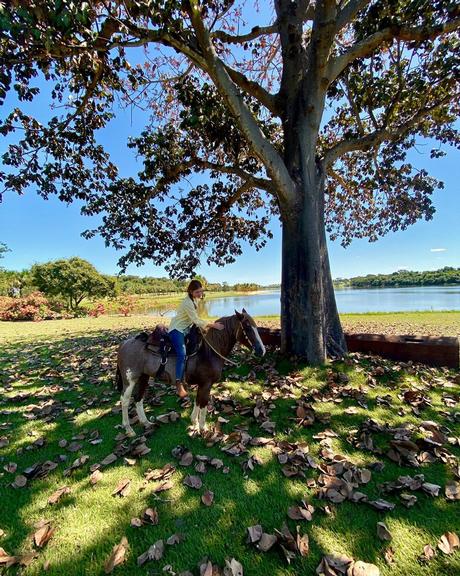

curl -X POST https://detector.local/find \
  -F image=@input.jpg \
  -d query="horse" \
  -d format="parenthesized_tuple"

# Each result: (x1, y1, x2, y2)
(115, 309, 266, 436)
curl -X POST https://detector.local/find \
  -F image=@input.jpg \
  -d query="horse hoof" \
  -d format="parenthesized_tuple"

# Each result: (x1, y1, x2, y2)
(187, 425, 199, 437)
(142, 419, 154, 428)
(125, 428, 136, 437)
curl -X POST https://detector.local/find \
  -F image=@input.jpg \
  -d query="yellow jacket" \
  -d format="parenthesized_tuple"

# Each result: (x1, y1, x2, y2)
(168, 295, 208, 333)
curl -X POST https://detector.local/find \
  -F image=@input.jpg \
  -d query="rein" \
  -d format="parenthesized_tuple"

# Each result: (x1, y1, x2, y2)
(199, 326, 240, 367)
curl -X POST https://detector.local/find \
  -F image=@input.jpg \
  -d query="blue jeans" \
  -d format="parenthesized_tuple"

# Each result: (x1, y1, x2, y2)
(169, 329, 186, 381)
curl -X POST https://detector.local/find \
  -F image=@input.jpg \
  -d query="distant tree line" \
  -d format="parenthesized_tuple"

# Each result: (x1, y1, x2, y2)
(336, 267, 460, 288)
(0, 256, 265, 299)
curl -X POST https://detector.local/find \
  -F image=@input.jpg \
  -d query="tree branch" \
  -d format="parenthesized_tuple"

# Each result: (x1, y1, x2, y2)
(336, 0, 371, 32)
(329, 17, 460, 81)
(185, 0, 297, 207)
(323, 94, 456, 168)
(223, 65, 279, 115)
(211, 23, 278, 44)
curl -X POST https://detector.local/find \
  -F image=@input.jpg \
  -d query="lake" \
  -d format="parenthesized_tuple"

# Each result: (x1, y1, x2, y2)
(151, 286, 460, 317)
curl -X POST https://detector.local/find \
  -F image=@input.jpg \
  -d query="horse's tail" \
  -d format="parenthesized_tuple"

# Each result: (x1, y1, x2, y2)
(115, 365, 123, 393)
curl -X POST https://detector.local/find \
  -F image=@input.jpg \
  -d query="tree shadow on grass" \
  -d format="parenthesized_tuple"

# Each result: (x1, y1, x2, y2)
(0, 336, 459, 575)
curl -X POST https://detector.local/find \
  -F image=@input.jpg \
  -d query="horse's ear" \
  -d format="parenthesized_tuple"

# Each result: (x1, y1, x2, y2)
(242, 308, 247, 314)
(235, 309, 243, 319)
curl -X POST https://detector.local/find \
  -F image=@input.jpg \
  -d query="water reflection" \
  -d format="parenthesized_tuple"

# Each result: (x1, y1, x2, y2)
(149, 286, 460, 317)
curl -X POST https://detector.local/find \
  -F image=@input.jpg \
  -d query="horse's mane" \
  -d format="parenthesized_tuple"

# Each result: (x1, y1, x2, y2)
(202, 314, 239, 357)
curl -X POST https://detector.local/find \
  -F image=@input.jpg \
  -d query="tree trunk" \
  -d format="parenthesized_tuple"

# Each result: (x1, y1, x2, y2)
(280, 179, 347, 363)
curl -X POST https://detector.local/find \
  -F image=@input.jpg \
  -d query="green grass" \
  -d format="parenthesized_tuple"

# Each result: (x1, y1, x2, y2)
(0, 316, 459, 575)
(257, 310, 460, 337)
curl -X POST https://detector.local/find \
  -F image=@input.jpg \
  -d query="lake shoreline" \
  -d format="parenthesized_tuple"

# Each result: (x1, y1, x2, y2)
(1, 310, 459, 342)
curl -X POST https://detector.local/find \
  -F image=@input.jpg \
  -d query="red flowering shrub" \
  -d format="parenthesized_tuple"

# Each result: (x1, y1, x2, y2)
(0, 292, 57, 321)
(117, 295, 138, 317)
(89, 302, 106, 317)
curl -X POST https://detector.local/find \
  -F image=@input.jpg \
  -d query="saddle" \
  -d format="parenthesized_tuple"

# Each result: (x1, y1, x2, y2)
(136, 324, 202, 360)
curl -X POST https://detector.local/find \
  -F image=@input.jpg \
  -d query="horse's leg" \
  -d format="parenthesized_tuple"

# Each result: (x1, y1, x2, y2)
(120, 368, 138, 437)
(133, 374, 152, 428)
(194, 382, 211, 434)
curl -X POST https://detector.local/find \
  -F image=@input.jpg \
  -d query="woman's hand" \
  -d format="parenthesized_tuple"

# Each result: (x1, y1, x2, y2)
(209, 322, 224, 330)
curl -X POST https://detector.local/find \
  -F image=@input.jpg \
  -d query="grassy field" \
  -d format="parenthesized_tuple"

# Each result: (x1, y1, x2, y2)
(257, 311, 460, 338)
(0, 315, 459, 575)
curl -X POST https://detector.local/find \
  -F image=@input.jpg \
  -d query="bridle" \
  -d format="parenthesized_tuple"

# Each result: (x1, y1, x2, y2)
(199, 317, 258, 366)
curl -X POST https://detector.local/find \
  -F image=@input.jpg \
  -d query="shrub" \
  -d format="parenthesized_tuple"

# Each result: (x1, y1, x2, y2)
(117, 295, 138, 316)
(0, 292, 57, 321)
(89, 302, 106, 317)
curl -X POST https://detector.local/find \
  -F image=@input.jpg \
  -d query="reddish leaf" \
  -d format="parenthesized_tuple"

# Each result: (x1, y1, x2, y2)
(48, 486, 71, 505)
(33, 524, 55, 548)
(202, 490, 214, 506)
(104, 536, 128, 573)
(0, 547, 18, 568)
(112, 479, 131, 498)
(90, 469, 103, 485)
(143, 507, 159, 525)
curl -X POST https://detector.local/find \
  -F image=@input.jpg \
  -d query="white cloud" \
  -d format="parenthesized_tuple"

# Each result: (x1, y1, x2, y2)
(430, 248, 447, 253)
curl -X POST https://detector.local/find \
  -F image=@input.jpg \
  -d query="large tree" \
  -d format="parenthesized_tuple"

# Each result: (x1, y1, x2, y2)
(0, 1, 459, 362)
(31, 257, 115, 310)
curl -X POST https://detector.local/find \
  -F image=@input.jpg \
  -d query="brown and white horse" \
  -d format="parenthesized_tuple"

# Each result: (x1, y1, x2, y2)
(116, 309, 265, 435)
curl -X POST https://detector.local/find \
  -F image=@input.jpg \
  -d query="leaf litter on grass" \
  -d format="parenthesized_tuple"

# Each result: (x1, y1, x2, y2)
(1, 328, 459, 576)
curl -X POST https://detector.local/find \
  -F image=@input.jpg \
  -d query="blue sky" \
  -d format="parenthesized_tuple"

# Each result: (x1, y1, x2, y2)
(1, 136, 458, 284)
(1, 14, 459, 284)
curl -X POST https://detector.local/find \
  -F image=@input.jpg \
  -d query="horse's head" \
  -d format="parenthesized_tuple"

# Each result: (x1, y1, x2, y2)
(235, 308, 266, 357)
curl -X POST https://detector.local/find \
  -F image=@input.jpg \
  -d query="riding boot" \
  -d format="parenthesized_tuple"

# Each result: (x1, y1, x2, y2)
(175, 379, 188, 398)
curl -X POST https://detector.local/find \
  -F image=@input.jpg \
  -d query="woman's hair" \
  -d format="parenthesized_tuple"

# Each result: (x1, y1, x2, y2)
(187, 280, 203, 300)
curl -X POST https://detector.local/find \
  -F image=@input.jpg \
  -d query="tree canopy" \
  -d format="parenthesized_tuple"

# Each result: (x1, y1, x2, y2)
(1, 1, 459, 360)
(31, 257, 115, 309)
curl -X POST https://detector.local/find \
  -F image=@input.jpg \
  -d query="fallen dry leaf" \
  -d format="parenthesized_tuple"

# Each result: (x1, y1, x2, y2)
(376, 522, 392, 542)
(348, 560, 380, 576)
(445, 481, 460, 501)
(90, 469, 103, 485)
(316, 553, 353, 574)
(419, 544, 436, 563)
(112, 479, 131, 498)
(224, 557, 243, 576)
(383, 547, 394, 565)
(33, 524, 55, 548)
(179, 451, 194, 466)
(183, 475, 202, 489)
(202, 490, 214, 506)
(3, 462, 17, 474)
(143, 507, 159, 525)
(137, 540, 164, 566)
(104, 536, 128, 573)
(166, 533, 183, 546)
(130, 518, 143, 528)
(48, 486, 71, 505)
(247, 525, 263, 544)
(12, 475, 27, 489)
(296, 526, 309, 557)
(258, 533, 277, 552)
(151, 480, 173, 493)
(0, 547, 17, 568)
(437, 531, 460, 555)
(100, 453, 118, 467)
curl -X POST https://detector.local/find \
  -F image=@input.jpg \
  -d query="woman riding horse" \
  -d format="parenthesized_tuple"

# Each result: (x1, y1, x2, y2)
(116, 306, 266, 436)
(168, 280, 224, 398)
